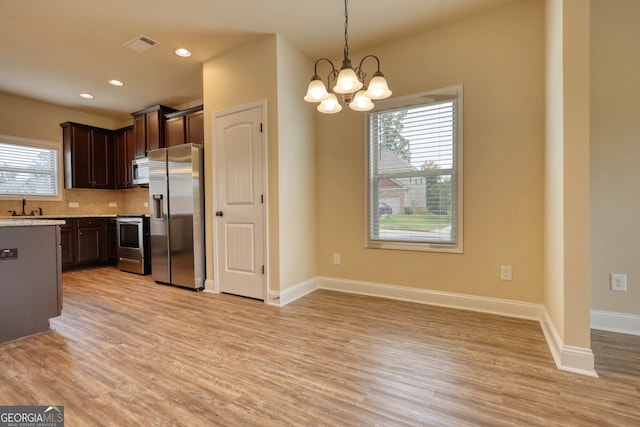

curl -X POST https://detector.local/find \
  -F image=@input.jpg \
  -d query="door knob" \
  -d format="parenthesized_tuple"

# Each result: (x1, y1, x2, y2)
(215, 211, 223, 217)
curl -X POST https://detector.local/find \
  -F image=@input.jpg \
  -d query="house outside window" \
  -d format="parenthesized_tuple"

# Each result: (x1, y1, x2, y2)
(0, 134, 61, 200)
(366, 85, 463, 253)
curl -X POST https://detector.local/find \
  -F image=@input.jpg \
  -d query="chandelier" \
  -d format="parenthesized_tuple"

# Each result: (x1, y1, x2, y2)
(304, 0, 392, 114)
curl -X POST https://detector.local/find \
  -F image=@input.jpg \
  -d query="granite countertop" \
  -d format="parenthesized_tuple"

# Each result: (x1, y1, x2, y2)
(0, 214, 151, 220)
(0, 214, 150, 227)
(0, 219, 66, 227)
(25, 214, 119, 218)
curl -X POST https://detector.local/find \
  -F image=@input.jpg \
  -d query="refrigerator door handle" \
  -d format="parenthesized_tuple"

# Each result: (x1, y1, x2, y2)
(152, 194, 164, 219)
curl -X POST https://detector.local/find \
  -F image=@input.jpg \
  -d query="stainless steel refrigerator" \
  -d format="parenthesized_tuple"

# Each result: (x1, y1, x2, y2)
(148, 144, 205, 290)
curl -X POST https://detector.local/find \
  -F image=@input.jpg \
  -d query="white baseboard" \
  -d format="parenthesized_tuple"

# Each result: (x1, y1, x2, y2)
(275, 275, 597, 377)
(540, 307, 597, 377)
(591, 310, 640, 336)
(276, 277, 317, 307)
(316, 276, 543, 320)
(203, 278, 216, 293)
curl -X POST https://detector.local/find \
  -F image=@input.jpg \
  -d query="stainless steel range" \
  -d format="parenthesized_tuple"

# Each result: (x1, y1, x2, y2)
(116, 215, 150, 275)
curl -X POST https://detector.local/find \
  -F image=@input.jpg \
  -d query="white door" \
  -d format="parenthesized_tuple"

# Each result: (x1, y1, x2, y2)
(214, 105, 265, 300)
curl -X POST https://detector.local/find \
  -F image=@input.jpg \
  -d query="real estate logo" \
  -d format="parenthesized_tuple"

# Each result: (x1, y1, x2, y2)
(0, 406, 64, 427)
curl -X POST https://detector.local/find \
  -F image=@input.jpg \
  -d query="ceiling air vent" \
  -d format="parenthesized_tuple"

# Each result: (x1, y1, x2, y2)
(123, 35, 159, 54)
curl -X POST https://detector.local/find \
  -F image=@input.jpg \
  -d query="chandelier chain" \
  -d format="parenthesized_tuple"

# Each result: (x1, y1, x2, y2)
(343, 0, 349, 61)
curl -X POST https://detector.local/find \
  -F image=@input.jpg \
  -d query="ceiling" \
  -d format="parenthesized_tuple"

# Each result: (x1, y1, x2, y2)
(0, 0, 515, 122)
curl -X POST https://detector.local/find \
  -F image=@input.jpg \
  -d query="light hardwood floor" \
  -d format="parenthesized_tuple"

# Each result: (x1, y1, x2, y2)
(1, 266, 639, 426)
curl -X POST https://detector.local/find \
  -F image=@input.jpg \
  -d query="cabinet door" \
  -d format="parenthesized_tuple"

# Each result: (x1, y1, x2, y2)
(91, 129, 114, 189)
(107, 218, 118, 263)
(60, 224, 77, 267)
(115, 127, 134, 188)
(134, 115, 146, 158)
(77, 224, 101, 264)
(70, 126, 92, 188)
(166, 116, 186, 147)
(186, 110, 204, 144)
(146, 111, 164, 152)
(115, 130, 128, 188)
(126, 128, 135, 180)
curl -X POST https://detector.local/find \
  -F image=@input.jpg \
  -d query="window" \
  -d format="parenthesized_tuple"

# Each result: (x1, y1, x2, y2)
(366, 85, 463, 253)
(0, 134, 61, 199)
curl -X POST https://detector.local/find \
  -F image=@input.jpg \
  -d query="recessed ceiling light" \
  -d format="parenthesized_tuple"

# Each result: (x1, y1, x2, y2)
(79, 93, 94, 99)
(174, 48, 191, 58)
(109, 79, 124, 87)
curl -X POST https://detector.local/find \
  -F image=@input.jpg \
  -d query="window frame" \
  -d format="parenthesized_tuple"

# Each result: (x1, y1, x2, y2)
(365, 84, 464, 253)
(0, 134, 63, 201)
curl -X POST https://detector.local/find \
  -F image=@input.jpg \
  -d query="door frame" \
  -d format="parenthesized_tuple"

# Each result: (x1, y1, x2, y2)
(211, 100, 269, 301)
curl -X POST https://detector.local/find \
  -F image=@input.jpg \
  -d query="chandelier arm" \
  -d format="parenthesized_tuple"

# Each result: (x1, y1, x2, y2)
(353, 55, 380, 85)
(312, 58, 340, 89)
(357, 54, 382, 72)
(313, 58, 337, 76)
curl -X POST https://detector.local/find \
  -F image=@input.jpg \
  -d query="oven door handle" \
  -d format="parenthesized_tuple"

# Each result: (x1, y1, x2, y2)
(117, 218, 143, 224)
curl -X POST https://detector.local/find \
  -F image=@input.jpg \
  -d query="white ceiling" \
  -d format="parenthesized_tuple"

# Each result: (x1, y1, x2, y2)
(0, 0, 515, 121)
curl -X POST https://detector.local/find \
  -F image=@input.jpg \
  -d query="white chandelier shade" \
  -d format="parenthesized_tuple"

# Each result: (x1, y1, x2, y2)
(317, 93, 343, 114)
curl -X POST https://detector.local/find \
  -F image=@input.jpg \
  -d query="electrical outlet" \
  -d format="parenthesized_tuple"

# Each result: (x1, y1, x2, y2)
(333, 253, 341, 265)
(500, 265, 513, 281)
(109, 202, 117, 207)
(610, 273, 627, 292)
(144, 202, 149, 207)
(68, 202, 79, 208)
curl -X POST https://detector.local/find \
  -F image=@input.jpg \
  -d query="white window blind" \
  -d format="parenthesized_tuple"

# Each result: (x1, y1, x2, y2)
(0, 137, 59, 197)
(367, 86, 462, 252)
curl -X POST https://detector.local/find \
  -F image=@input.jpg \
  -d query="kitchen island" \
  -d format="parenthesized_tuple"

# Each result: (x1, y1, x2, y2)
(0, 219, 65, 344)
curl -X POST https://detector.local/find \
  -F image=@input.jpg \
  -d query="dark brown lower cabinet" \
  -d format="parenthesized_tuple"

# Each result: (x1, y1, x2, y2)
(60, 221, 77, 267)
(107, 218, 118, 263)
(60, 217, 116, 270)
(77, 218, 102, 264)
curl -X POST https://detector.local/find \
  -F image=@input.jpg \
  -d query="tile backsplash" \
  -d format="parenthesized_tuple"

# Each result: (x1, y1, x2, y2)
(0, 188, 149, 217)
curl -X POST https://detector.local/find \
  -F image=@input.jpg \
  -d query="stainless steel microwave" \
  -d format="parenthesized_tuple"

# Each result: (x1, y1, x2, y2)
(132, 157, 149, 185)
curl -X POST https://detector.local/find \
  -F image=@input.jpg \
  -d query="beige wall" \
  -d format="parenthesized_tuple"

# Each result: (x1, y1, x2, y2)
(203, 36, 281, 290)
(202, 35, 318, 293)
(0, 91, 149, 216)
(316, 0, 545, 302)
(275, 36, 318, 289)
(544, 0, 566, 336)
(0, 91, 121, 141)
(544, 0, 591, 348)
(591, 0, 640, 316)
(0, 188, 148, 217)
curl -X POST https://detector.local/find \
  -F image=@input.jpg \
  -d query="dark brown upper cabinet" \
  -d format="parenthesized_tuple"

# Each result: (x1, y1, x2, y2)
(186, 108, 204, 145)
(132, 105, 177, 158)
(114, 125, 135, 189)
(61, 122, 114, 189)
(164, 106, 204, 147)
(165, 115, 186, 147)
